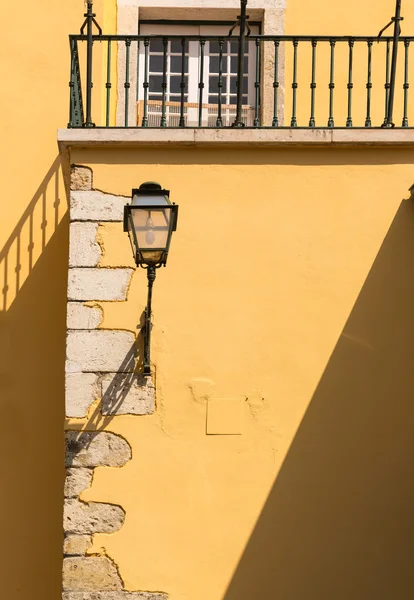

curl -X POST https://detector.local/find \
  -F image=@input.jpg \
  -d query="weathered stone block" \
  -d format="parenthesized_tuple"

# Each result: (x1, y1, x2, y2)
(71, 191, 127, 222)
(63, 557, 122, 591)
(101, 374, 155, 416)
(64, 534, 92, 556)
(69, 223, 101, 267)
(68, 268, 133, 302)
(64, 499, 125, 534)
(65, 468, 93, 498)
(66, 330, 136, 373)
(66, 373, 100, 418)
(67, 303, 102, 330)
(71, 166, 93, 191)
(62, 593, 168, 600)
(65, 431, 132, 468)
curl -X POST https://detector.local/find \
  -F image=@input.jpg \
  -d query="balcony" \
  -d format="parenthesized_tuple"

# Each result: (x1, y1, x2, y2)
(67, 26, 414, 134)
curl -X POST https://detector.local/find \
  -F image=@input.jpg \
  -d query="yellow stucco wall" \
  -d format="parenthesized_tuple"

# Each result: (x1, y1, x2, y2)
(68, 145, 414, 600)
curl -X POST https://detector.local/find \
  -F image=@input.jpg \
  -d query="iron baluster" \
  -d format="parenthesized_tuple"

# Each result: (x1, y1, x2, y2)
(378, 0, 403, 127)
(161, 38, 168, 128)
(105, 40, 112, 127)
(80, 0, 102, 127)
(365, 39, 373, 127)
(217, 39, 224, 127)
(272, 40, 280, 127)
(309, 39, 317, 127)
(402, 38, 410, 126)
(179, 38, 186, 127)
(383, 39, 391, 126)
(68, 38, 84, 128)
(230, 0, 251, 127)
(142, 38, 149, 127)
(291, 39, 298, 127)
(328, 39, 336, 127)
(254, 38, 261, 127)
(346, 38, 354, 127)
(124, 39, 131, 127)
(198, 39, 206, 127)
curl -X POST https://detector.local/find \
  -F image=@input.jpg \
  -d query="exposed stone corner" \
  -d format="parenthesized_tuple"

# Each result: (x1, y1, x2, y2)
(65, 431, 132, 468)
(71, 165, 93, 191)
(63, 556, 123, 591)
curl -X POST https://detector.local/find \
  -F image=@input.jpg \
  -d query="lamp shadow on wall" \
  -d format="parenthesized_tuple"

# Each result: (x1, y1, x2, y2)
(74, 312, 146, 433)
(0, 156, 68, 600)
(223, 195, 414, 600)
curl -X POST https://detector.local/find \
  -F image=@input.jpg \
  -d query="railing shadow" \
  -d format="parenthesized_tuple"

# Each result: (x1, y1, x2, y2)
(223, 196, 414, 600)
(0, 156, 69, 600)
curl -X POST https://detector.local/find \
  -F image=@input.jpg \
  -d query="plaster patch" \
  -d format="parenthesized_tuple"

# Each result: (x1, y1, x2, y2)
(188, 378, 216, 404)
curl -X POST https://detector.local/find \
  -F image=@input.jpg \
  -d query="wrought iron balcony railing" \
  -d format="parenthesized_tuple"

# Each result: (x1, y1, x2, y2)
(68, 32, 413, 129)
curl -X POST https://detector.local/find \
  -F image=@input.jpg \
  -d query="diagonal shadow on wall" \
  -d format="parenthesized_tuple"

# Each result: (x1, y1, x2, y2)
(0, 157, 69, 600)
(223, 196, 414, 600)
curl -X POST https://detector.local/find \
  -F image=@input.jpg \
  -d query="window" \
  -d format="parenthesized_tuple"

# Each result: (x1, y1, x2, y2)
(137, 24, 258, 126)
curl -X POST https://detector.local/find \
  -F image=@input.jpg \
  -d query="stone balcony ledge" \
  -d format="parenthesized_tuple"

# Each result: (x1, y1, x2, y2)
(58, 127, 414, 151)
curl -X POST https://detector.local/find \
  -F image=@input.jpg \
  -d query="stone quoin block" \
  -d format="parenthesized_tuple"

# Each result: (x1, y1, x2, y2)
(64, 468, 93, 498)
(65, 373, 100, 418)
(67, 303, 102, 330)
(71, 166, 93, 191)
(66, 330, 136, 373)
(62, 557, 122, 591)
(101, 374, 155, 416)
(64, 499, 125, 534)
(64, 535, 92, 556)
(62, 593, 169, 600)
(70, 191, 127, 222)
(69, 223, 102, 267)
(67, 268, 133, 302)
(65, 431, 132, 468)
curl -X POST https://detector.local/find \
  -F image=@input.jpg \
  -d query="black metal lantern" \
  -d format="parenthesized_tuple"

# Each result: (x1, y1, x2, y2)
(124, 182, 178, 268)
(124, 182, 178, 376)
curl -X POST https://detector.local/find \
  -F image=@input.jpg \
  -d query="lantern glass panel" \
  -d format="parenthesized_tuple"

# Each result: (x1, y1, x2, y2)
(131, 207, 172, 251)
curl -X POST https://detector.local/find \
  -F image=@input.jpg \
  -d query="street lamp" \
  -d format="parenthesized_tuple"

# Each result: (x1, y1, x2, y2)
(124, 182, 178, 376)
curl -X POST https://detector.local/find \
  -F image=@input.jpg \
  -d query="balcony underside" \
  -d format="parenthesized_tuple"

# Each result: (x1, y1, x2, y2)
(58, 127, 414, 151)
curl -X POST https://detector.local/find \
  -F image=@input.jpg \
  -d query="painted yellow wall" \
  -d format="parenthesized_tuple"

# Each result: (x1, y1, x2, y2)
(68, 145, 414, 600)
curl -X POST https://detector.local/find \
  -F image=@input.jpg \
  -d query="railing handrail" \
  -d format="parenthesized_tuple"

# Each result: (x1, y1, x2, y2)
(69, 33, 414, 43)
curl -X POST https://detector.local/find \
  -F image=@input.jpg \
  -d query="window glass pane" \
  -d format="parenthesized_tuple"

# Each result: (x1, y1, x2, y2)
(229, 94, 236, 104)
(229, 76, 248, 94)
(149, 39, 163, 53)
(230, 40, 248, 53)
(149, 94, 162, 101)
(149, 75, 162, 93)
(170, 39, 189, 54)
(242, 94, 248, 104)
(170, 55, 188, 74)
(230, 55, 249, 74)
(209, 55, 228, 74)
(209, 41, 219, 54)
(209, 76, 227, 94)
(208, 95, 219, 104)
(170, 75, 188, 93)
(149, 54, 163, 73)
